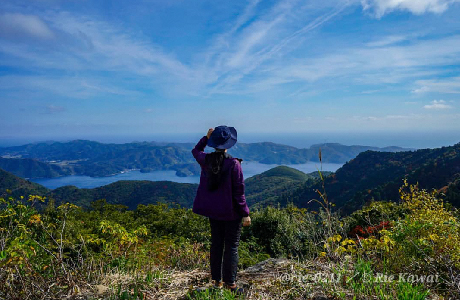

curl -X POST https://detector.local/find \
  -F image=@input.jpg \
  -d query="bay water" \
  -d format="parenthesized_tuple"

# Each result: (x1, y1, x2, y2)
(30, 161, 343, 189)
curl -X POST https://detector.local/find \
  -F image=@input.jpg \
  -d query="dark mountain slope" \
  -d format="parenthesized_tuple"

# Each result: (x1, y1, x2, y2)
(0, 168, 49, 198)
(282, 143, 460, 214)
(244, 166, 329, 208)
(50, 181, 198, 209)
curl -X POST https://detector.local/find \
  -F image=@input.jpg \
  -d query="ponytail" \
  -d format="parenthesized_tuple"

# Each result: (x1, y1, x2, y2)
(205, 150, 226, 191)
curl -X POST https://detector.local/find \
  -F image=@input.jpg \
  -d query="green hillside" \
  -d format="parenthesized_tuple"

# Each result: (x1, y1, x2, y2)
(0, 168, 49, 198)
(283, 142, 460, 213)
(50, 180, 198, 209)
(245, 166, 328, 208)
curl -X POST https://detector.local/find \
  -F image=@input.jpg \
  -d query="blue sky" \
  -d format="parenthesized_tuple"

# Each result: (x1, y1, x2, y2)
(0, 0, 460, 145)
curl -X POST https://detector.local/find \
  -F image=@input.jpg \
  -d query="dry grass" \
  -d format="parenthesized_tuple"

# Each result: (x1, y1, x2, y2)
(70, 258, 347, 300)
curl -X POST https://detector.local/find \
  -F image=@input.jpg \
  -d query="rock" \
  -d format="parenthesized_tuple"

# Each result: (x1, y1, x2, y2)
(311, 293, 330, 300)
(95, 284, 109, 295)
(243, 258, 290, 273)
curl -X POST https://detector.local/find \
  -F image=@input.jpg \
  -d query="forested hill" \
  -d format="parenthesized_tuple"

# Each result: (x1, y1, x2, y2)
(0, 139, 409, 178)
(282, 142, 460, 214)
(245, 166, 331, 208)
(0, 168, 49, 198)
(0, 166, 325, 210)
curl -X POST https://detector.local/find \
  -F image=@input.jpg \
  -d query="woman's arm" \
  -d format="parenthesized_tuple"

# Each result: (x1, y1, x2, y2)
(191, 128, 214, 166)
(231, 160, 250, 218)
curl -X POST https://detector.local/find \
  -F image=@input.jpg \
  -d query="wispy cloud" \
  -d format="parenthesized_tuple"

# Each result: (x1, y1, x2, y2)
(0, 13, 55, 41)
(361, 0, 460, 17)
(366, 35, 408, 47)
(413, 77, 460, 94)
(411, 86, 431, 94)
(423, 100, 452, 109)
(258, 35, 460, 92)
(2, 1, 458, 99)
(0, 75, 140, 99)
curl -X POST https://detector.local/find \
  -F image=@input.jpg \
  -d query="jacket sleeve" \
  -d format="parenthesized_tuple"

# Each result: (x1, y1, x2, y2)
(231, 160, 250, 217)
(192, 136, 208, 166)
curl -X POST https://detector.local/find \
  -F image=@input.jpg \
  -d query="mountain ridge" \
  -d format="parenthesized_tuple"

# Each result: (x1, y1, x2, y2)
(280, 142, 460, 213)
(0, 139, 412, 179)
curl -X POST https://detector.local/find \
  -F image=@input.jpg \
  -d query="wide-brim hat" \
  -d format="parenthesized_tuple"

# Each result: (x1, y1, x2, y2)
(207, 125, 237, 149)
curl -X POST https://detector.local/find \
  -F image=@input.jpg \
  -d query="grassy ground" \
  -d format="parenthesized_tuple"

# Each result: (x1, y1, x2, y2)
(71, 258, 443, 300)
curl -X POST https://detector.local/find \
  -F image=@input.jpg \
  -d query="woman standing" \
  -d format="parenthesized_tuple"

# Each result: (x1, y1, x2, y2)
(192, 126, 251, 294)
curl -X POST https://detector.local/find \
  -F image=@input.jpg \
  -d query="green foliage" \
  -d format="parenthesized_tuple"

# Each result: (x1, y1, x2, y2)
(1, 176, 458, 299)
(237, 236, 270, 269)
(344, 201, 408, 233)
(397, 282, 430, 300)
(0, 196, 211, 299)
(133, 203, 210, 243)
(110, 283, 145, 300)
(242, 204, 338, 259)
(384, 181, 460, 273)
(328, 181, 459, 298)
(187, 288, 243, 300)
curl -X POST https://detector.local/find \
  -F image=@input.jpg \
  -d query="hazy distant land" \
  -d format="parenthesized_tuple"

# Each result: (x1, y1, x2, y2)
(0, 139, 411, 179)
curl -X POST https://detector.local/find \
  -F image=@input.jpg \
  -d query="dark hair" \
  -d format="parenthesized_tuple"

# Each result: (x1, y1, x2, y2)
(205, 149, 226, 191)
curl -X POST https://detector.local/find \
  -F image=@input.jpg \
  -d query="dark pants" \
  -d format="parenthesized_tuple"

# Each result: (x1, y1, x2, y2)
(209, 217, 243, 284)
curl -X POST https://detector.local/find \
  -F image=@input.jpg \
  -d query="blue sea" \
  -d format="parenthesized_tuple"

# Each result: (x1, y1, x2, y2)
(30, 161, 343, 189)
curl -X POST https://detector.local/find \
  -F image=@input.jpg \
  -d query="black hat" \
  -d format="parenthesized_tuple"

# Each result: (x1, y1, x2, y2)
(207, 125, 237, 149)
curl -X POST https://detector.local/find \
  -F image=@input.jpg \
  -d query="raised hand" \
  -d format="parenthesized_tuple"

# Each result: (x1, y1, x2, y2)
(207, 128, 214, 139)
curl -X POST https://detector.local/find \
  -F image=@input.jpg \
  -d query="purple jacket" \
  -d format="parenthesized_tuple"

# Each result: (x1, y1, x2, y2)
(191, 136, 250, 220)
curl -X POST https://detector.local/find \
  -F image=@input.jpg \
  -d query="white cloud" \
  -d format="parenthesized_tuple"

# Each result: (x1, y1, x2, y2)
(423, 100, 452, 109)
(413, 77, 460, 94)
(263, 35, 460, 90)
(351, 114, 425, 121)
(0, 13, 54, 40)
(361, 0, 460, 17)
(366, 35, 408, 47)
(411, 86, 430, 93)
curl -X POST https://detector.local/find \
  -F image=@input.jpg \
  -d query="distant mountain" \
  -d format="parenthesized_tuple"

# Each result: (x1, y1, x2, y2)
(281, 143, 460, 214)
(0, 139, 411, 178)
(0, 157, 71, 179)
